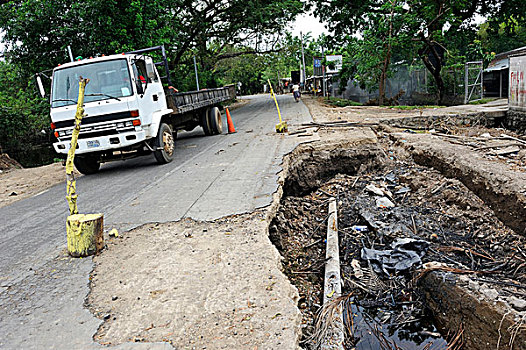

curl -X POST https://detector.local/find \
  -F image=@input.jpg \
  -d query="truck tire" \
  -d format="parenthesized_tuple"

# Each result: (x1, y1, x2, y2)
(74, 155, 100, 175)
(200, 108, 213, 136)
(209, 107, 223, 135)
(154, 123, 175, 164)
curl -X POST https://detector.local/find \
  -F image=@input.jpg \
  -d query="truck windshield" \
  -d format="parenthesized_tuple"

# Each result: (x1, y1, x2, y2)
(51, 59, 132, 108)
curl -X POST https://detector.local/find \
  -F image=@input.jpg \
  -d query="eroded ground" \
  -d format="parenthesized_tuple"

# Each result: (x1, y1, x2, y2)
(5, 95, 525, 349)
(0, 160, 79, 208)
(273, 96, 526, 349)
(88, 212, 301, 349)
(87, 96, 526, 349)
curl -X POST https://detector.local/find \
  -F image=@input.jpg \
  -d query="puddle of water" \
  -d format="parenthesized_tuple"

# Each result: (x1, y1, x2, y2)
(344, 298, 448, 349)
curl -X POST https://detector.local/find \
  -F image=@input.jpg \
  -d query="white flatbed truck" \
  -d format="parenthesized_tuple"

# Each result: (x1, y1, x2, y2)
(38, 45, 235, 174)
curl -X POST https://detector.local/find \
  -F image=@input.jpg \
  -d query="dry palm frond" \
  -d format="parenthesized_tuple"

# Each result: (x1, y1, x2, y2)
(312, 293, 349, 349)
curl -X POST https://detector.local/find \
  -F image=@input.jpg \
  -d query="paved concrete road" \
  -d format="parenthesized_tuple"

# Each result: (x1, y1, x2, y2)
(0, 94, 313, 349)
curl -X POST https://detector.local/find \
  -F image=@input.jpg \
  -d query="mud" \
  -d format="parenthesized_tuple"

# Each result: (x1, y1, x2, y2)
(271, 125, 526, 349)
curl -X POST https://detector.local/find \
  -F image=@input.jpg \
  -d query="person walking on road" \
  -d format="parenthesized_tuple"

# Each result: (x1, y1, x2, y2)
(292, 83, 300, 102)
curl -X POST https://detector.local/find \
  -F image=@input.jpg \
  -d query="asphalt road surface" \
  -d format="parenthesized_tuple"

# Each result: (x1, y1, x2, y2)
(0, 94, 313, 349)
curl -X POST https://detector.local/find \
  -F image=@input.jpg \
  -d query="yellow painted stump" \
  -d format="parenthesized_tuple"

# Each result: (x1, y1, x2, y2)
(66, 213, 104, 257)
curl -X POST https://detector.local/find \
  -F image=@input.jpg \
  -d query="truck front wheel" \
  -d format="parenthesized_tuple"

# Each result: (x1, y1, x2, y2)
(74, 156, 100, 175)
(154, 123, 175, 164)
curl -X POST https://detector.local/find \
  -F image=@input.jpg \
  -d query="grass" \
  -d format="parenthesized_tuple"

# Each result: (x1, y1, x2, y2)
(387, 105, 445, 110)
(468, 97, 498, 105)
(324, 97, 363, 107)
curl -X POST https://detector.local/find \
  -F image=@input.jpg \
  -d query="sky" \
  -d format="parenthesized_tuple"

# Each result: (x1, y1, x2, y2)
(291, 12, 328, 39)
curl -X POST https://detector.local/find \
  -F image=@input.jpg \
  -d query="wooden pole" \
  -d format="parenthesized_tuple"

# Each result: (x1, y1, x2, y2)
(65, 78, 89, 215)
(64, 77, 104, 257)
(321, 198, 344, 350)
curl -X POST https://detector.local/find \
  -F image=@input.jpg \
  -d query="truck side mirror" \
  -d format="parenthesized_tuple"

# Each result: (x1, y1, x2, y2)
(36, 74, 46, 98)
(146, 61, 156, 81)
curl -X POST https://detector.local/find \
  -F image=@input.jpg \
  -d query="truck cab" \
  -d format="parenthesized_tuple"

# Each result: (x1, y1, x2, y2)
(50, 54, 172, 171)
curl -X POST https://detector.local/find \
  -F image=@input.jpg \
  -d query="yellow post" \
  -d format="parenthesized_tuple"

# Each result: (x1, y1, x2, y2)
(268, 79, 287, 133)
(64, 77, 104, 257)
(65, 78, 89, 215)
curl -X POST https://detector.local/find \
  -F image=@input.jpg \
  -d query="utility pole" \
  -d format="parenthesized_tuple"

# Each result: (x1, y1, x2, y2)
(322, 46, 326, 97)
(193, 55, 200, 90)
(300, 31, 307, 89)
(67, 45, 74, 62)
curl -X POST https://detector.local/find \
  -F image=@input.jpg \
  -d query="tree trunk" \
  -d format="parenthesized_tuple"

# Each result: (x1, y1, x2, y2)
(379, 69, 386, 105)
(379, 5, 395, 106)
(66, 213, 104, 257)
(420, 45, 445, 105)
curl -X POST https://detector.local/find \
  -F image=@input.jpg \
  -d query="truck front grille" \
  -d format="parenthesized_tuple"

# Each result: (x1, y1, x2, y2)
(53, 111, 135, 129)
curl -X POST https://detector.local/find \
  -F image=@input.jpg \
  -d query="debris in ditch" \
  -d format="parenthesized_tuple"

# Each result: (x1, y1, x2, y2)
(366, 184, 384, 196)
(394, 187, 410, 195)
(273, 133, 526, 349)
(361, 238, 429, 275)
(351, 259, 364, 279)
(375, 196, 395, 208)
(493, 146, 520, 156)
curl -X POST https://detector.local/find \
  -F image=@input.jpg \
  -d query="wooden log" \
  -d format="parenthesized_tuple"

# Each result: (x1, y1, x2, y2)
(66, 213, 104, 257)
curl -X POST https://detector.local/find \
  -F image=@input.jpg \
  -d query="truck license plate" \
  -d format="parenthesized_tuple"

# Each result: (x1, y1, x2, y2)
(87, 140, 100, 148)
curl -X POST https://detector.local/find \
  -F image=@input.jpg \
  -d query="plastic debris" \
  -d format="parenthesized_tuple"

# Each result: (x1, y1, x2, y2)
(351, 259, 364, 278)
(366, 184, 384, 196)
(361, 238, 429, 275)
(351, 225, 368, 232)
(395, 187, 411, 195)
(384, 172, 396, 183)
(376, 197, 395, 208)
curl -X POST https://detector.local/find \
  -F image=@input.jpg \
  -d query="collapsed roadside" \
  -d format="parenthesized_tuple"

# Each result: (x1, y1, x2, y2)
(86, 95, 526, 349)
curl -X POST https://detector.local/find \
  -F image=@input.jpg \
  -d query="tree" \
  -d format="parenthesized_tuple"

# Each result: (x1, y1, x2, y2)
(0, 0, 304, 90)
(311, 0, 526, 104)
(0, 60, 48, 161)
(341, 0, 410, 105)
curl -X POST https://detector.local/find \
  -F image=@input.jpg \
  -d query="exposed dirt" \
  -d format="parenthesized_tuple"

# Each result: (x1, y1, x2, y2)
(0, 153, 22, 171)
(6, 94, 526, 348)
(272, 139, 526, 349)
(302, 95, 508, 124)
(88, 212, 302, 349)
(0, 160, 78, 208)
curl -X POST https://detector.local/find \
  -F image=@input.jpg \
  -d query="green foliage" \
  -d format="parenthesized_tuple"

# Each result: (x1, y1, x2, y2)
(312, 0, 526, 103)
(0, 60, 50, 163)
(468, 97, 498, 105)
(478, 17, 526, 56)
(324, 97, 362, 107)
(0, 0, 304, 90)
(0, 0, 304, 164)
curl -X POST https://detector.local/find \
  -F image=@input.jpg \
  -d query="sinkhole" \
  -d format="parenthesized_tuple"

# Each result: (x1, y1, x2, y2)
(271, 137, 526, 350)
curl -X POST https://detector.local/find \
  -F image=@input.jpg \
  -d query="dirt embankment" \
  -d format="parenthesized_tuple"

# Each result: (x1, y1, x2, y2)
(0, 154, 78, 208)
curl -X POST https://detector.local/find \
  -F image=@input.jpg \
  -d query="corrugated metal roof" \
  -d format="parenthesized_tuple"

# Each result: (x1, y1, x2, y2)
(495, 46, 526, 60)
(485, 57, 509, 72)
